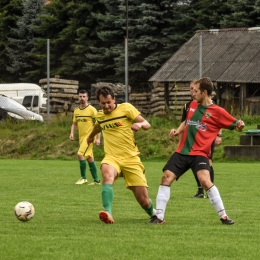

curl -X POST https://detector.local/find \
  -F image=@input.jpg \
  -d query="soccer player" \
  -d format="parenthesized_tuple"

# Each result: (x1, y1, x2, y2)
(149, 77, 244, 225)
(180, 81, 222, 198)
(69, 90, 101, 185)
(87, 85, 155, 224)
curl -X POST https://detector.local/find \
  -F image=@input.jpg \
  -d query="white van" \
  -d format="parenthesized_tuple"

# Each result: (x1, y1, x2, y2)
(0, 83, 46, 114)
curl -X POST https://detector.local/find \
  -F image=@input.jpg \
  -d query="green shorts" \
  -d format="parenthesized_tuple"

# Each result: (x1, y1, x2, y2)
(101, 155, 148, 188)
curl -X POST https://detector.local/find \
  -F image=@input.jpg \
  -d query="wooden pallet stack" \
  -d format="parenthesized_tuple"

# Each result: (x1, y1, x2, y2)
(150, 82, 191, 119)
(150, 82, 216, 119)
(129, 93, 151, 115)
(39, 76, 79, 113)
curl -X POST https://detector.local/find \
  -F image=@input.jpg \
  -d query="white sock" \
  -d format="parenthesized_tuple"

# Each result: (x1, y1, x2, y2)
(156, 185, 170, 220)
(207, 185, 227, 218)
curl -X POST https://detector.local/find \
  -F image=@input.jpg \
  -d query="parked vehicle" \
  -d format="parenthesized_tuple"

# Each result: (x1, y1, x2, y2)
(0, 83, 46, 114)
(0, 95, 44, 122)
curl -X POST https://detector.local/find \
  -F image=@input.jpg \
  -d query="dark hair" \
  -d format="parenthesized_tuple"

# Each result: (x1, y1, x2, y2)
(195, 77, 213, 96)
(78, 89, 88, 96)
(96, 86, 115, 101)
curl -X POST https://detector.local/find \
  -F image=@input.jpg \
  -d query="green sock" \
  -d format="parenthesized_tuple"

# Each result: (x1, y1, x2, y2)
(142, 198, 154, 216)
(102, 184, 114, 215)
(79, 160, 86, 179)
(89, 161, 100, 182)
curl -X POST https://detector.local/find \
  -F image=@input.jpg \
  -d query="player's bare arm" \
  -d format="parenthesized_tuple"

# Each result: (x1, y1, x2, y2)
(95, 133, 101, 146)
(87, 124, 102, 144)
(131, 115, 151, 131)
(170, 121, 185, 138)
(235, 120, 245, 132)
(69, 122, 77, 141)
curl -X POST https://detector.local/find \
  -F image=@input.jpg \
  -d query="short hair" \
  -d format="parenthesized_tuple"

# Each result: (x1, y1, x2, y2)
(96, 86, 115, 101)
(78, 89, 88, 96)
(194, 77, 213, 96)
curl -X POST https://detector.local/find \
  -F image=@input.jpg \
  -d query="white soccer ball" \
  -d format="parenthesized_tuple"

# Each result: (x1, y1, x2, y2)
(14, 201, 35, 222)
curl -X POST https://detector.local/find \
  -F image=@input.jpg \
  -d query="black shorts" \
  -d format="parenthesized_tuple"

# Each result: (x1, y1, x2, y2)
(163, 152, 210, 179)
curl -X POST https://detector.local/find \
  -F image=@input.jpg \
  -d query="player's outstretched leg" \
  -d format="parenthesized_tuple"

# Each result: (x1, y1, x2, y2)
(206, 185, 234, 225)
(99, 184, 114, 224)
(148, 185, 170, 224)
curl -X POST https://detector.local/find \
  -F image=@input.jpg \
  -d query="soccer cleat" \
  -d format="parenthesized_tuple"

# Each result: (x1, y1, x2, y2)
(220, 216, 234, 225)
(99, 210, 114, 224)
(192, 191, 205, 198)
(88, 181, 101, 186)
(75, 178, 88, 185)
(148, 215, 165, 224)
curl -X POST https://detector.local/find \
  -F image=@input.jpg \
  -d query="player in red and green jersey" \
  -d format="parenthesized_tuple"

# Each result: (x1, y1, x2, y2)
(87, 86, 156, 224)
(180, 81, 222, 198)
(69, 90, 101, 185)
(149, 77, 245, 225)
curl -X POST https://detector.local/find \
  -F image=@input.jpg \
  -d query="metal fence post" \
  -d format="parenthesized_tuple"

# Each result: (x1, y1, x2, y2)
(125, 0, 129, 102)
(47, 39, 50, 124)
(199, 35, 202, 78)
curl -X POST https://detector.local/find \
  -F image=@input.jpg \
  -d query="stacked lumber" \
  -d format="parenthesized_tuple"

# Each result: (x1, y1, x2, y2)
(149, 82, 216, 119)
(129, 93, 151, 115)
(39, 76, 79, 113)
(150, 83, 191, 118)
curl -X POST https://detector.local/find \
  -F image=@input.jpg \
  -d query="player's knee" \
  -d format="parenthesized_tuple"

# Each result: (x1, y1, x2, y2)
(161, 171, 174, 185)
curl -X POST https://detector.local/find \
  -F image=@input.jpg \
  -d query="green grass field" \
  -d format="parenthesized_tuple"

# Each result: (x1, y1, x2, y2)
(1, 159, 259, 260)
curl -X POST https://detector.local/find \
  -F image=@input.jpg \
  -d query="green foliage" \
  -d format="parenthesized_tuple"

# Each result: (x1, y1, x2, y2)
(6, 0, 44, 82)
(1, 114, 260, 161)
(239, 106, 260, 125)
(1, 0, 260, 90)
(220, 0, 260, 27)
(1, 160, 260, 259)
(0, 0, 23, 82)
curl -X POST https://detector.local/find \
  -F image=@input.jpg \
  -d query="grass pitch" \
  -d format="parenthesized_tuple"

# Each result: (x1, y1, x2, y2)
(1, 160, 259, 260)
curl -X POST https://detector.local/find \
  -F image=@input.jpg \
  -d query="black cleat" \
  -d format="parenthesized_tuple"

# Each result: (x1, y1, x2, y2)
(148, 215, 165, 224)
(192, 191, 205, 198)
(220, 216, 234, 225)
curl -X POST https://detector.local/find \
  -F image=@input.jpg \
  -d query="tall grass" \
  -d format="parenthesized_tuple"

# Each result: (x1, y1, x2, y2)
(0, 113, 260, 161)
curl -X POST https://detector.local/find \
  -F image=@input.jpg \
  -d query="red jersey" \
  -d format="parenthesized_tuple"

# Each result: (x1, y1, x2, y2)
(176, 100, 237, 158)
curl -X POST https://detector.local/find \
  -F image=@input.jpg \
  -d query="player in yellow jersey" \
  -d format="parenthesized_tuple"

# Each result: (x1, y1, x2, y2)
(70, 90, 101, 185)
(87, 86, 156, 224)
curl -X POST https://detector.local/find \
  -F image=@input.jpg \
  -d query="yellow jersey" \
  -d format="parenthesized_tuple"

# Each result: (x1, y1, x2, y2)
(95, 103, 141, 159)
(73, 104, 97, 139)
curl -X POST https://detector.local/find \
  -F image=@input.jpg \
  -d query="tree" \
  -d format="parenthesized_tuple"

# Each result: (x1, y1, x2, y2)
(6, 0, 45, 82)
(0, 0, 23, 82)
(33, 0, 106, 88)
(220, 0, 260, 28)
(83, 0, 123, 84)
(84, 0, 184, 92)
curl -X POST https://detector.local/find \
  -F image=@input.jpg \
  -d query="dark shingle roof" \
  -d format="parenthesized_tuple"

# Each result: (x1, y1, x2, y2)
(149, 27, 260, 83)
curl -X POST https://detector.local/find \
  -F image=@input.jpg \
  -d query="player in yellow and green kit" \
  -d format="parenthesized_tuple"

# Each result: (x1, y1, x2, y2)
(70, 90, 101, 185)
(87, 86, 156, 224)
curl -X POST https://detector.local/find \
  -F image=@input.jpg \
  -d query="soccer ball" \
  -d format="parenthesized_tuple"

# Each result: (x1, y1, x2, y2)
(14, 201, 35, 222)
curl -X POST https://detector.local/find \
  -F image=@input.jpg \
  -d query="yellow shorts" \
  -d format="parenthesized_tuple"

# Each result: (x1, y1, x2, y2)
(101, 155, 148, 188)
(77, 136, 94, 158)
